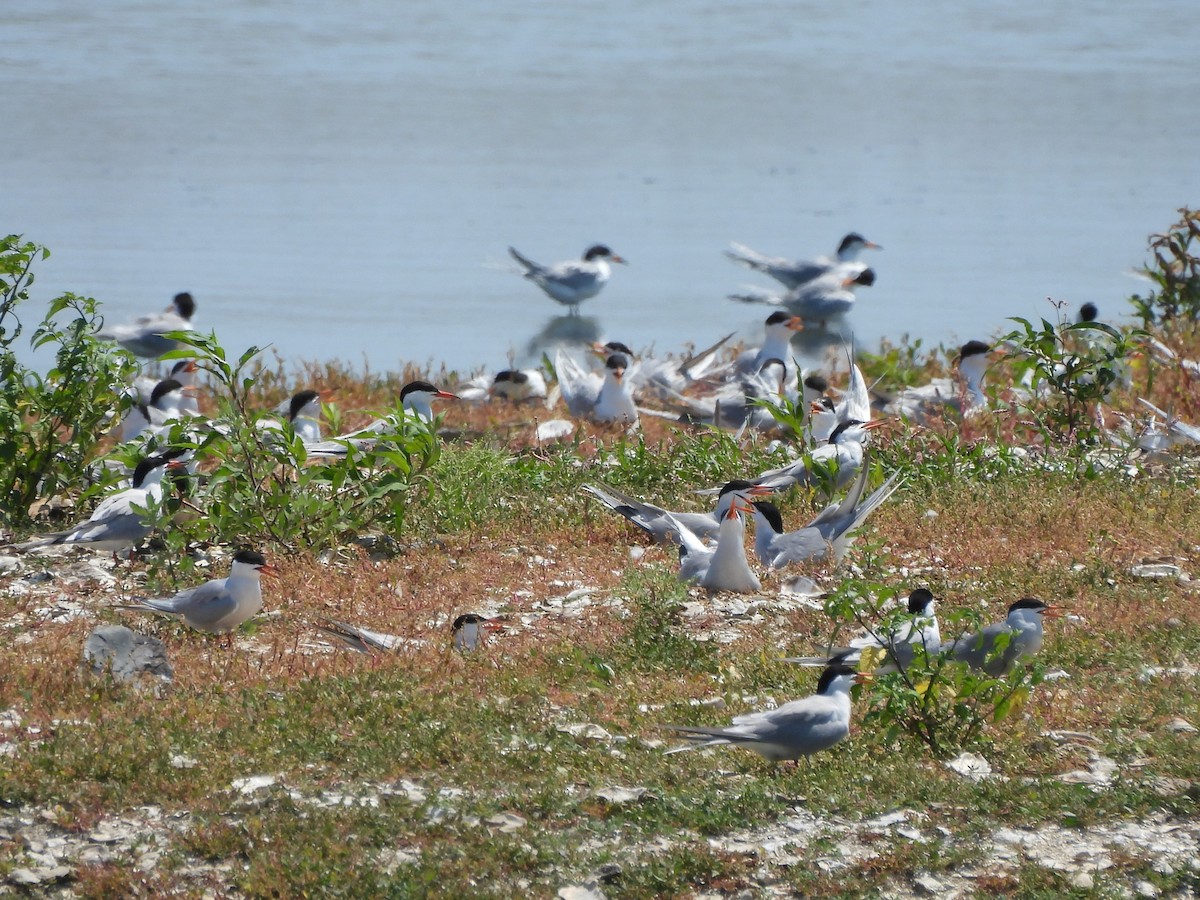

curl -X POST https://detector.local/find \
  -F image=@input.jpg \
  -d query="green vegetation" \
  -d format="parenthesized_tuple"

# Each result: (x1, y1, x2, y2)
(0, 220, 1198, 896)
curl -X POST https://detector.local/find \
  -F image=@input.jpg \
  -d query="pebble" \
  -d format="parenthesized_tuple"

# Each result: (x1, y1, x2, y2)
(1069, 872, 1095, 889)
(8, 866, 70, 886)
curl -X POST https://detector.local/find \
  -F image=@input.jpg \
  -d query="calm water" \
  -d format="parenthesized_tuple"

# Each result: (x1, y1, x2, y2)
(6, 1, 1199, 375)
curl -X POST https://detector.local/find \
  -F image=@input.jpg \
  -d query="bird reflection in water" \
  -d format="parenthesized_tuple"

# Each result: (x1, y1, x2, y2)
(522, 314, 604, 366)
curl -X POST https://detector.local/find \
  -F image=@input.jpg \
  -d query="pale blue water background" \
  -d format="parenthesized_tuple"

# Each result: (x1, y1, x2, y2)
(5, 1, 1199, 375)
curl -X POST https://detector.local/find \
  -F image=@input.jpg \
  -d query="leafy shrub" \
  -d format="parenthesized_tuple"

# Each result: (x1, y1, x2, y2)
(821, 580, 1045, 758)
(143, 332, 442, 555)
(0, 236, 136, 526)
(1129, 207, 1200, 326)
(1001, 311, 1140, 443)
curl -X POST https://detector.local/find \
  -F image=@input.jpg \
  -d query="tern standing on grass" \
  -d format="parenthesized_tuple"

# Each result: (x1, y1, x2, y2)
(121, 549, 276, 634)
(949, 598, 1061, 676)
(663, 664, 866, 761)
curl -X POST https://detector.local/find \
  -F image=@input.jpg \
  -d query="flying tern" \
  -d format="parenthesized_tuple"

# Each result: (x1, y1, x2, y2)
(725, 233, 882, 291)
(509, 244, 626, 309)
(948, 598, 1061, 676)
(663, 664, 866, 761)
(751, 466, 904, 568)
(121, 549, 275, 634)
(784, 588, 941, 674)
(10, 454, 183, 553)
(98, 292, 196, 358)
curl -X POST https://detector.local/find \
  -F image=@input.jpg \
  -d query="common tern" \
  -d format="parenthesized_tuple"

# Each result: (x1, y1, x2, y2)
(784, 588, 941, 674)
(492, 369, 549, 402)
(729, 267, 876, 326)
(673, 497, 761, 593)
(509, 244, 626, 309)
(554, 350, 638, 424)
(117, 378, 196, 443)
(738, 312, 804, 376)
(121, 549, 275, 634)
(663, 664, 866, 761)
(10, 454, 183, 553)
(748, 418, 887, 494)
(598, 334, 735, 400)
(751, 466, 904, 568)
(948, 598, 1061, 676)
(725, 233, 882, 291)
(98, 292, 196, 358)
(304, 381, 458, 458)
(583, 479, 770, 544)
(318, 613, 502, 653)
(1137, 398, 1200, 447)
(258, 389, 326, 445)
(133, 359, 200, 414)
(882, 341, 992, 422)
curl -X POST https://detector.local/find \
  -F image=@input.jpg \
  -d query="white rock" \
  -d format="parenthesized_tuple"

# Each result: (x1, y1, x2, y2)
(1166, 717, 1197, 733)
(1069, 872, 1095, 889)
(557, 881, 606, 900)
(230, 774, 278, 794)
(1135, 880, 1159, 897)
(945, 752, 992, 782)
(484, 812, 526, 833)
(171, 755, 199, 769)
(558, 723, 614, 743)
(1129, 563, 1182, 579)
(913, 873, 946, 895)
(595, 786, 650, 805)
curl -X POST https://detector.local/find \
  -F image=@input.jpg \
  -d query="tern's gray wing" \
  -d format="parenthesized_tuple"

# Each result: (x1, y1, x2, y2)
(554, 350, 602, 417)
(666, 696, 849, 760)
(582, 484, 677, 543)
(541, 260, 596, 291)
(317, 619, 405, 653)
(724, 243, 827, 290)
(950, 624, 1020, 676)
(38, 486, 158, 550)
(130, 579, 237, 632)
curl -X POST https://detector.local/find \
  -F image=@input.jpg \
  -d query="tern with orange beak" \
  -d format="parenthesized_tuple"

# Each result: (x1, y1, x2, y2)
(120, 549, 276, 634)
(10, 454, 185, 553)
(663, 664, 868, 761)
(751, 465, 904, 568)
(748, 417, 888, 494)
(671, 494, 761, 593)
(584, 479, 772, 545)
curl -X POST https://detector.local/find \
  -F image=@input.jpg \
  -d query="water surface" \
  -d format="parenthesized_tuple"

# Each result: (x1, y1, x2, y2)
(6, 1, 1198, 374)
